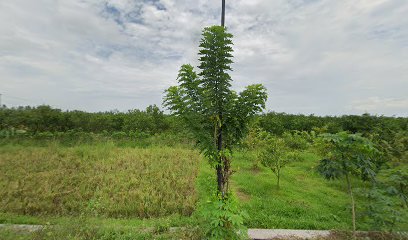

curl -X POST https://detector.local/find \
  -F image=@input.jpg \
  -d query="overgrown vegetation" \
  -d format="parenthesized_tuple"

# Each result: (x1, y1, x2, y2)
(316, 132, 379, 232)
(0, 216, 203, 240)
(0, 144, 199, 218)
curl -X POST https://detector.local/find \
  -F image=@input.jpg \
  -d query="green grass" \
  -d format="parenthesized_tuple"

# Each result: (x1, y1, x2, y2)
(0, 211, 203, 239)
(197, 151, 351, 230)
(0, 217, 202, 240)
(229, 150, 407, 231)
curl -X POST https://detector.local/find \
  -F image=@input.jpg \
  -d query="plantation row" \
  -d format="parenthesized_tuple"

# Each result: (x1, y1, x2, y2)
(1, 105, 407, 136)
(2, 105, 407, 166)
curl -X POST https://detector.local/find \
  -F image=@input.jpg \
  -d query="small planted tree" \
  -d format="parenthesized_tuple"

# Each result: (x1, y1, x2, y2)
(356, 166, 408, 231)
(163, 26, 267, 238)
(382, 166, 408, 207)
(241, 126, 270, 169)
(260, 136, 299, 189)
(316, 132, 378, 232)
(361, 184, 405, 232)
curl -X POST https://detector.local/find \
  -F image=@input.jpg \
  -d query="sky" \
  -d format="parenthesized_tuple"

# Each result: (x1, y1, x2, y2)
(0, 0, 407, 116)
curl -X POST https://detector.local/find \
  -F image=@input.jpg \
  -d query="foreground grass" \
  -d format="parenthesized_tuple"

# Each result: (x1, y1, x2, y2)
(0, 213, 203, 240)
(0, 225, 201, 240)
(0, 143, 199, 218)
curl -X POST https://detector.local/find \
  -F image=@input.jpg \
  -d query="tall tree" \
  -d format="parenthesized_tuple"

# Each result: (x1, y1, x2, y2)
(163, 26, 267, 198)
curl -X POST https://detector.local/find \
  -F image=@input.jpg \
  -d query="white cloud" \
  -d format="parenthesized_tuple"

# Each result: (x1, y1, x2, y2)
(348, 97, 408, 115)
(0, 0, 407, 116)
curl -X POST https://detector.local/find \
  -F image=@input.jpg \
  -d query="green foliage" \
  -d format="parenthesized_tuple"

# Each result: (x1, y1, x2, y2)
(0, 104, 170, 134)
(359, 186, 406, 232)
(381, 165, 408, 207)
(241, 127, 308, 171)
(259, 112, 408, 165)
(317, 158, 344, 180)
(316, 132, 379, 182)
(241, 126, 273, 149)
(164, 25, 266, 237)
(390, 131, 408, 163)
(2, 105, 407, 159)
(316, 132, 380, 231)
(282, 131, 312, 150)
(0, 131, 193, 149)
(259, 136, 300, 189)
(394, 131, 408, 151)
(357, 166, 408, 231)
(164, 26, 267, 164)
(240, 126, 271, 168)
(259, 112, 408, 137)
(0, 216, 203, 240)
(201, 193, 248, 240)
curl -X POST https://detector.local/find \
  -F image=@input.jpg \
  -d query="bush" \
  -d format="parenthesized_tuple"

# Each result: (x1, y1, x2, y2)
(360, 186, 406, 232)
(282, 131, 311, 150)
(200, 192, 248, 240)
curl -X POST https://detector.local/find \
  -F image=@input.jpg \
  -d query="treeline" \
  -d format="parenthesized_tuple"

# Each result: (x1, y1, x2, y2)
(0, 105, 173, 134)
(260, 111, 408, 134)
(1, 105, 407, 137)
(259, 112, 408, 141)
(258, 112, 408, 164)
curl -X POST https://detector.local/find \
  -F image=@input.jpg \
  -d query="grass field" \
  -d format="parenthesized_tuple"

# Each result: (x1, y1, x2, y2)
(231, 151, 363, 230)
(0, 141, 407, 239)
(0, 143, 199, 218)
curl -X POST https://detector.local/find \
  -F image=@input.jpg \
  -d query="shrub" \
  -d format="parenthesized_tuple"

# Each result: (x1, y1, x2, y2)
(201, 192, 248, 240)
(282, 131, 310, 150)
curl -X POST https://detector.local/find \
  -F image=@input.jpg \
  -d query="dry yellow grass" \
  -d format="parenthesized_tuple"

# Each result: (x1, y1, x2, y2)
(0, 143, 200, 218)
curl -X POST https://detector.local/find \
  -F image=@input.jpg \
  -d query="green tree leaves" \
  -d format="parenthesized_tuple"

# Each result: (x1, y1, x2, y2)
(258, 135, 300, 189)
(317, 132, 379, 182)
(163, 25, 267, 167)
(316, 132, 380, 232)
(164, 25, 266, 239)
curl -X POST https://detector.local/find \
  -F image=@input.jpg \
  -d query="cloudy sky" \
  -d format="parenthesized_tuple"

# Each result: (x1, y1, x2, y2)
(0, 0, 407, 116)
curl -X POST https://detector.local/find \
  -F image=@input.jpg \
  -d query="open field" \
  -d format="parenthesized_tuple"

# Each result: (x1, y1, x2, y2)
(0, 144, 199, 218)
(201, 151, 408, 231)
(1, 140, 407, 239)
(232, 151, 366, 230)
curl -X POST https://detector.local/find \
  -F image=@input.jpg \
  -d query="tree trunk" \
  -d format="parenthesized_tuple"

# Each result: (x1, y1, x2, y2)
(217, 0, 227, 199)
(346, 173, 356, 233)
(400, 183, 407, 207)
(216, 122, 228, 198)
(277, 170, 280, 190)
(223, 154, 230, 194)
(216, 164, 223, 196)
